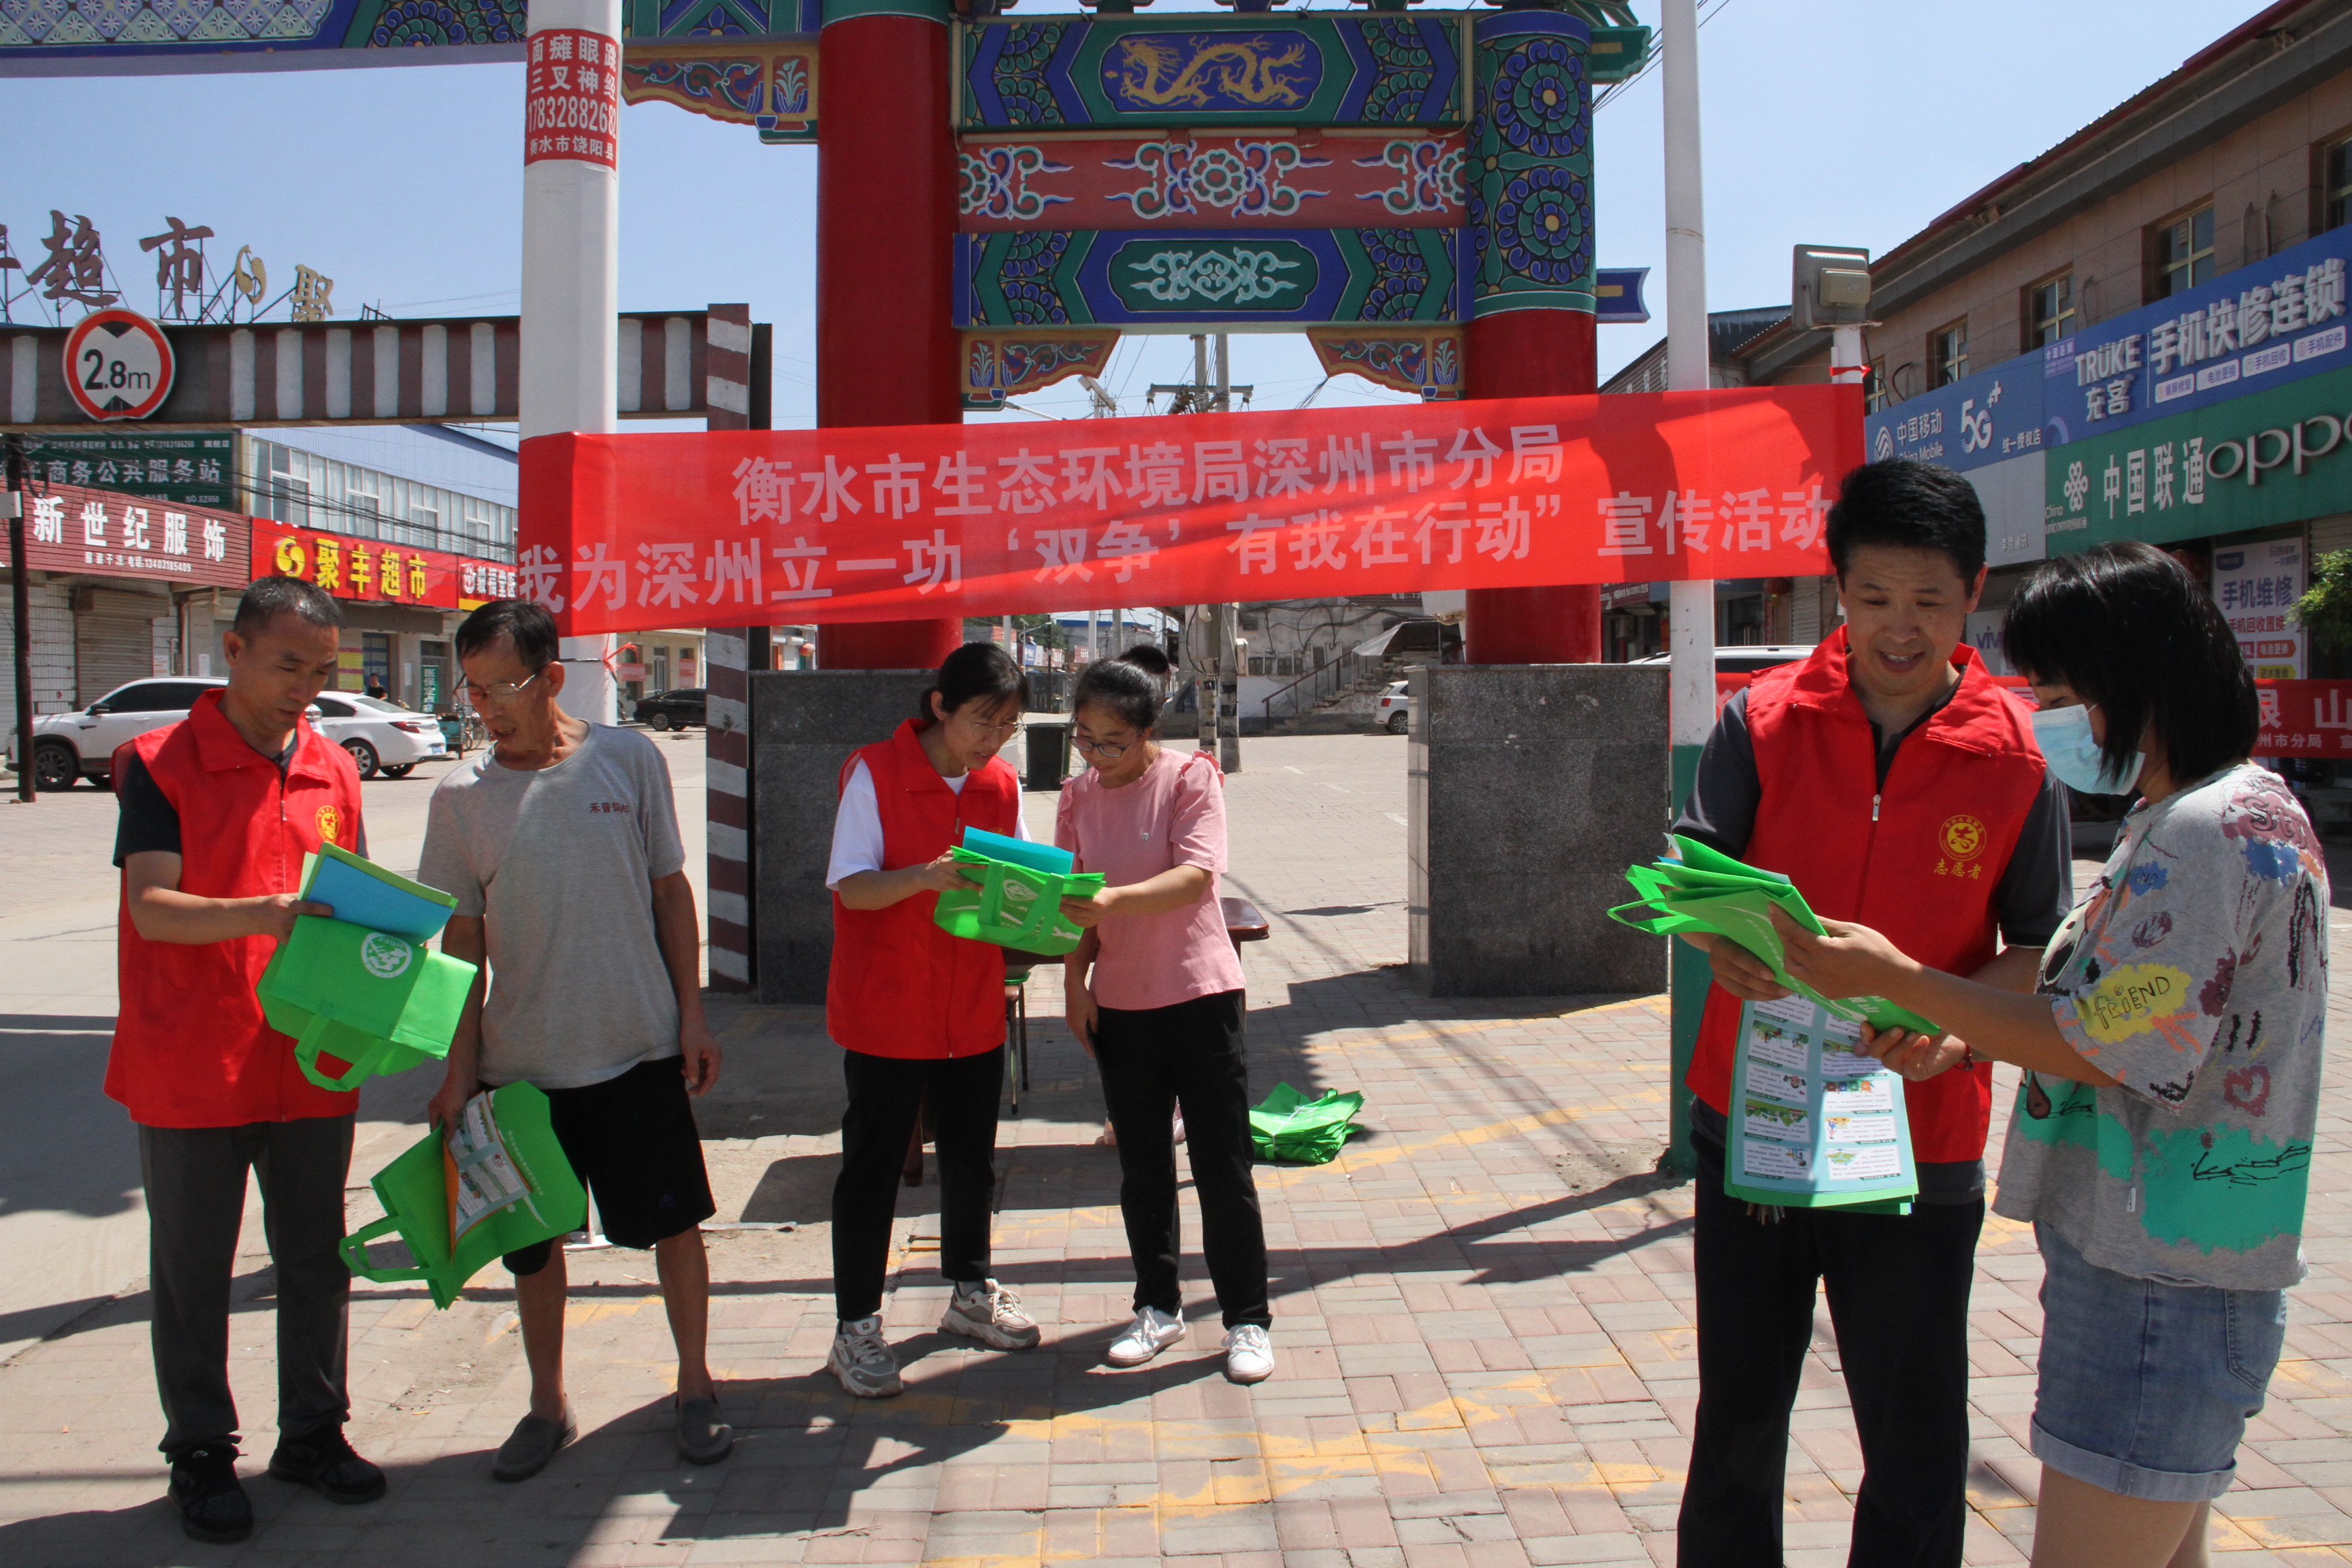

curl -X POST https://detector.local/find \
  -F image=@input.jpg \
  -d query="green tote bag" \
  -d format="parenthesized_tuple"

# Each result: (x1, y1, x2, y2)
(340, 1083, 587, 1310)
(260, 916, 478, 1092)
(256, 845, 478, 1092)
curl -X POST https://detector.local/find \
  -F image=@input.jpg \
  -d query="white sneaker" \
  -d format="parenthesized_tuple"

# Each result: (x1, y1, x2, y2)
(939, 1279, 1042, 1349)
(1223, 1324, 1274, 1384)
(1105, 1306, 1184, 1367)
(826, 1315, 903, 1398)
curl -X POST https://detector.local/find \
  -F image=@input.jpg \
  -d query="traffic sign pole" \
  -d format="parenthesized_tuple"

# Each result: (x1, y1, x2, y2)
(5, 434, 31, 804)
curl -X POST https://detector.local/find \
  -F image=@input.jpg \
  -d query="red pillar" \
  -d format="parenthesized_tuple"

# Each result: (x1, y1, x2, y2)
(814, 3, 961, 670)
(1463, 309, 1602, 664)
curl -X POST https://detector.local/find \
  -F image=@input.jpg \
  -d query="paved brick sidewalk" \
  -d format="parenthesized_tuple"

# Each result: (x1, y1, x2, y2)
(5, 733, 2352, 1566)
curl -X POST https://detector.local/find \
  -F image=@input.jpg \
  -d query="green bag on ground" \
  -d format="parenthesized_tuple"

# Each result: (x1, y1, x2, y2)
(932, 826, 1105, 958)
(257, 845, 477, 1092)
(339, 1083, 587, 1310)
(1248, 1083, 1364, 1164)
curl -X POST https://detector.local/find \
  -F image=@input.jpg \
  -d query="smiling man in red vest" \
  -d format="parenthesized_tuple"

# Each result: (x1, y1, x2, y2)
(109, 575, 384, 1544)
(1669, 461, 2070, 1568)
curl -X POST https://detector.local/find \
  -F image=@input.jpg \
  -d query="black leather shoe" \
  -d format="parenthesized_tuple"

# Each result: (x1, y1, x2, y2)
(267, 1427, 387, 1505)
(168, 1443, 252, 1544)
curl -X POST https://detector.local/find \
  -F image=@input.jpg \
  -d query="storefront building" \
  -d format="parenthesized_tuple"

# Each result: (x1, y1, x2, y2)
(1601, 0, 2352, 713)
(252, 518, 519, 713)
(0, 480, 252, 736)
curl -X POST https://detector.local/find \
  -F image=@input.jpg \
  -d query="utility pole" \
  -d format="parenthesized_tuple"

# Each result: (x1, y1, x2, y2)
(5, 434, 29, 803)
(1663, 0, 1713, 1174)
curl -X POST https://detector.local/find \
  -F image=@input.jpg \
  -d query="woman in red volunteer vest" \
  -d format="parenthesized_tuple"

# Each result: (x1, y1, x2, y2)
(821, 642, 1041, 1397)
(1669, 461, 2070, 1568)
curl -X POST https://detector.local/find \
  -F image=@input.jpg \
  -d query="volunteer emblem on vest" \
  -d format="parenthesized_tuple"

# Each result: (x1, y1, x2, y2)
(359, 932, 414, 979)
(1935, 814, 1987, 880)
(316, 804, 344, 845)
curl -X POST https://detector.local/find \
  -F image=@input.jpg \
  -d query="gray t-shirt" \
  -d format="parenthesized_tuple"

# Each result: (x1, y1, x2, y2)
(1993, 764, 2329, 1290)
(417, 723, 688, 1091)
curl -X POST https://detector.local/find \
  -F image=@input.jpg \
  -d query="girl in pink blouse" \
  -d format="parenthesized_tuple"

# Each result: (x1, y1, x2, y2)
(1058, 646, 1272, 1384)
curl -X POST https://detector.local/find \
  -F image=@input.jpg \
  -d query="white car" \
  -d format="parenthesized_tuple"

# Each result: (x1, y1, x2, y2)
(12, 676, 443, 789)
(310, 693, 448, 780)
(1375, 680, 1413, 734)
(16, 676, 228, 791)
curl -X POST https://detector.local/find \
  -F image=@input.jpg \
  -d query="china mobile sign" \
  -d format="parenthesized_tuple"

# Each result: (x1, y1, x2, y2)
(255, 520, 519, 611)
(519, 387, 1863, 635)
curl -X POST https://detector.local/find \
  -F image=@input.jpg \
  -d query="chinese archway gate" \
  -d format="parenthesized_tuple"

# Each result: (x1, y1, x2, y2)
(5, 0, 1863, 996)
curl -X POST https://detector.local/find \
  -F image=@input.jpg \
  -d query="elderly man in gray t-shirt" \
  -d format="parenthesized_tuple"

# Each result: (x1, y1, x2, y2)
(417, 601, 730, 1482)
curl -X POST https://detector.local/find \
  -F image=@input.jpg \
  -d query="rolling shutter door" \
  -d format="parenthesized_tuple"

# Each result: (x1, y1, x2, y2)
(74, 589, 163, 705)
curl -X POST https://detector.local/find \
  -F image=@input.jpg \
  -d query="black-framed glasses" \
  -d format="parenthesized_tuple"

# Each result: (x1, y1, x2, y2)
(1071, 732, 1133, 762)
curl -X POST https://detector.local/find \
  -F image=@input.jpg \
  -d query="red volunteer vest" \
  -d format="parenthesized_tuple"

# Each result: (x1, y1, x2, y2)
(826, 719, 1022, 1059)
(108, 689, 366, 1128)
(1687, 630, 2046, 1162)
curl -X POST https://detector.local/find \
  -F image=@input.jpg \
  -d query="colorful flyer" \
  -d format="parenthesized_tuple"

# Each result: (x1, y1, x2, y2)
(1725, 994, 1919, 1210)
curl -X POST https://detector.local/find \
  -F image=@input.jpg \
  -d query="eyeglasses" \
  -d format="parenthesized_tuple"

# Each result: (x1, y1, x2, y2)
(461, 672, 542, 705)
(957, 713, 1022, 738)
(1071, 732, 1133, 762)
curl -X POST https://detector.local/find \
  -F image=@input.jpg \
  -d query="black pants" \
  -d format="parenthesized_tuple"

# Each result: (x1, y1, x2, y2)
(1094, 990, 1269, 1330)
(832, 1047, 1003, 1323)
(139, 1115, 356, 1458)
(1677, 1127, 1982, 1568)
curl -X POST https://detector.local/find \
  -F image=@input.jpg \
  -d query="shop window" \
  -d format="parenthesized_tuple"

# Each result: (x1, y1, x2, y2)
(2328, 138, 2352, 233)
(1929, 321, 1968, 388)
(2025, 273, 2076, 348)
(1865, 359, 1889, 414)
(2151, 206, 2215, 299)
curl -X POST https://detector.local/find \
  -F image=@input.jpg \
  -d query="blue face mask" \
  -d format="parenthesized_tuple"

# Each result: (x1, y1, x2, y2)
(2030, 702, 2144, 796)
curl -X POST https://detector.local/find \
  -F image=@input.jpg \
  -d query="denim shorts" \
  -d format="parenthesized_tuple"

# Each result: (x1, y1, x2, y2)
(2031, 1222, 2287, 1502)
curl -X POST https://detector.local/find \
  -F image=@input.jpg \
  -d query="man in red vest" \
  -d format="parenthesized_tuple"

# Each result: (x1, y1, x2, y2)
(110, 575, 383, 1544)
(1669, 461, 2070, 1567)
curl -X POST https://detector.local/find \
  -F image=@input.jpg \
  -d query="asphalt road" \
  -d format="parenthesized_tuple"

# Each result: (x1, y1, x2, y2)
(0, 726, 710, 1365)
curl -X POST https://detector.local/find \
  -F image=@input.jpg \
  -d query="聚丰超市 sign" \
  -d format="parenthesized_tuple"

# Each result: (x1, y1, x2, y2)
(254, 519, 518, 611)
(22, 479, 249, 589)
(2045, 363, 2352, 548)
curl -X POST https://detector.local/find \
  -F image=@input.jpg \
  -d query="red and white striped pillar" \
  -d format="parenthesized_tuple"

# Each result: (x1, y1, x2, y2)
(703, 302, 759, 992)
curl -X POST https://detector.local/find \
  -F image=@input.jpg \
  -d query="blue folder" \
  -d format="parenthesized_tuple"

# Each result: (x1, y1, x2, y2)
(299, 843, 458, 941)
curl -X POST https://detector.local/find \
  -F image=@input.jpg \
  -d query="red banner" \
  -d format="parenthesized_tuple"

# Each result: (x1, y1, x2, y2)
(520, 387, 1863, 636)
(252, 519, 521, 611)
(24, 480, 250, 589)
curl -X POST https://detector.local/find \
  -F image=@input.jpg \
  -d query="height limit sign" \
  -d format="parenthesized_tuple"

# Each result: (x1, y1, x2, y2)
(63, 308, 176, 422)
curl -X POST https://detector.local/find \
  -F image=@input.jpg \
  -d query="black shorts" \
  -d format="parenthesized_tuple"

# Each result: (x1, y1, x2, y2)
(502, 1056, 716, 1275)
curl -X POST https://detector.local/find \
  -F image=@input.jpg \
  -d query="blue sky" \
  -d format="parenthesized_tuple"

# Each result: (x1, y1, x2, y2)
(0, 0, 2261, 470)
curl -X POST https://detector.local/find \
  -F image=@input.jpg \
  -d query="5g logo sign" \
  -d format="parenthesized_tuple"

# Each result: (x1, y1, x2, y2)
(1959, 397, 1994, 455)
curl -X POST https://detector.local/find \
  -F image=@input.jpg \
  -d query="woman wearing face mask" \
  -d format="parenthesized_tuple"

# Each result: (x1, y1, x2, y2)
(821, 642, 1043, 1399)
(1774, 541, 2328, 1568)
(1057, 646, 1272, 1384)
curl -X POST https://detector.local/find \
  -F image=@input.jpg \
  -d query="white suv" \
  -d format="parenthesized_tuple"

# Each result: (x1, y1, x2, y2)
(16, 677, 228, 791)
(13, 678, 444, 789)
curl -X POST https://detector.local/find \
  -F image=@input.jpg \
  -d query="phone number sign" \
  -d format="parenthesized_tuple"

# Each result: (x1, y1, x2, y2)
(62, 308, 175, 422)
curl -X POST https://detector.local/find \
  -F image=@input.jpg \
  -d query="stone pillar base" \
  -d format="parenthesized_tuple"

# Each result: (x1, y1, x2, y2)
(1408, 664, 1668, 998)
(749, 669, 931, 1004)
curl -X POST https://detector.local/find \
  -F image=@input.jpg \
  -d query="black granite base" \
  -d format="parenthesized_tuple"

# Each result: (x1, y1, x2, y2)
(1407, 664, 1670, 998)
